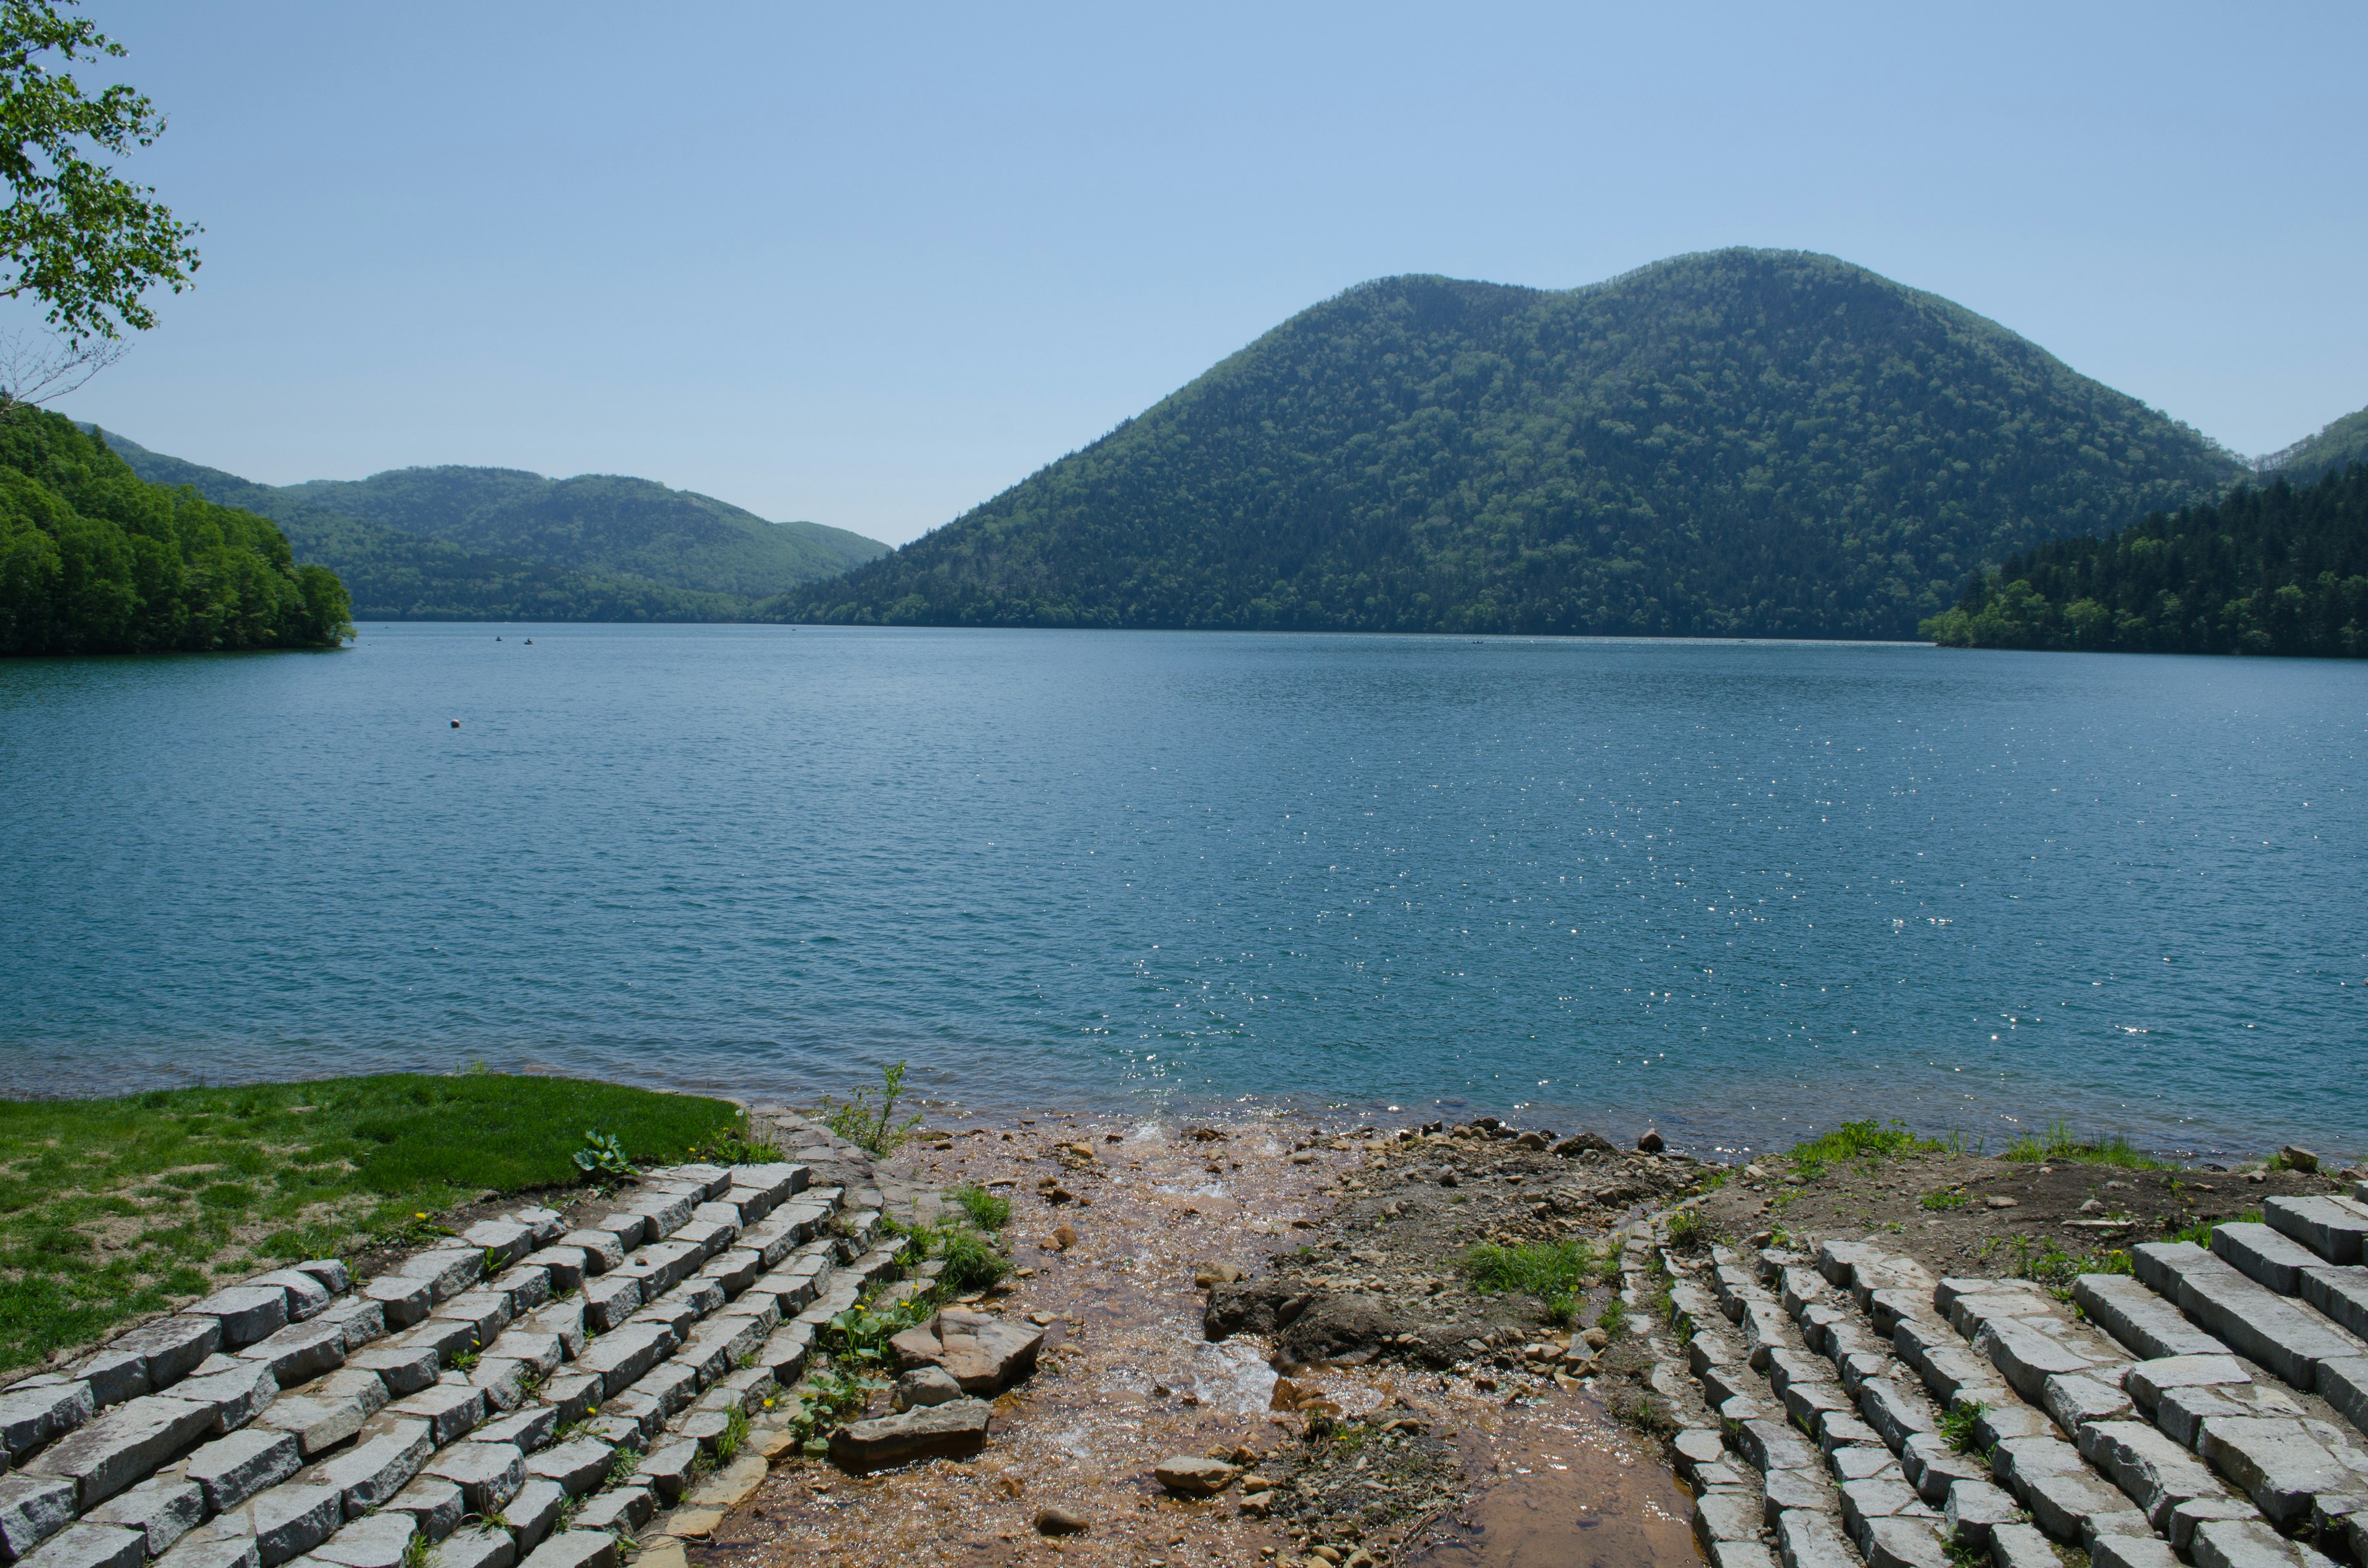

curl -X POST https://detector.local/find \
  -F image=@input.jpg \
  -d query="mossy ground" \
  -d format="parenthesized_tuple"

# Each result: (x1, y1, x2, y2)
(0, 1072, 739, 1376)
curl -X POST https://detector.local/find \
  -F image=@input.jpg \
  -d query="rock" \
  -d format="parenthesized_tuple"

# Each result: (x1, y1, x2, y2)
(432, 1525, 515, 1568)
(829, 1399, 992, 1469)
(1582, 1327, 1611, 1351)
(108, 1319, 222, 1394)
(2190, 1516, 2338, 1568)
(27, 1395, 218, 1509)
(2074, 1278, 2226, 1361)
(2214, 1223, 2326, 1294)
(1033, 1506, 1089, 1536)
(0, 1382, 96, 1463)
(382, 1476, 464, 1542)
(932, 1311, 1044, 1394)
(208, 1479, 342, 1567)
(1985, 1196, 2019, 1210)
(516, 1530, 615, 1568)
(237, 1320, 348, 1389)
(1049, 1225, 1079, 1250)
(1635, 1130, 1665, 1154)
(81, 1472, 201, 1558)
(522, 1439, 612, 1498)
(189, 1289, 290, 1350)
(15, 1522, 147, 1568)
(2264, 1196, 2368, 1266)
(244, 1272, 331, 1324)
(152, 1537, 260, 1568)
(184, 1427, 303, 1513)
(307, 1413, 432, 1516)
(894, 1367, 964, 1411)
(253, 1392, 368, 1459)
(419, 1441, 524, 1514)
(1193, 1263, 1243, 1288)
(384, 1384, 483, 1447)
(0, 1474, 78, 1561)
(2279, 1147, 2321, 1176)
(568, 1487, 651, 1533)
(1154, 1456, 1238, 1496)
(633, 1439, 701, 1503)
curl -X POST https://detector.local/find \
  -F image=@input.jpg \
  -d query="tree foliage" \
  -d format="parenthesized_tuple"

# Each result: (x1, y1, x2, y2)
(0, 0, 199, 344)
(95, 430, 885, 620)
(2254, 404, 2368, 490)
(0, 411, 348, 654)
(1920, 463, 2368, 659)
(802, 249, 2242, 639)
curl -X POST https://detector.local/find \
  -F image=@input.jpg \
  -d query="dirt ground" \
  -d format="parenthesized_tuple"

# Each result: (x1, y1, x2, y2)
(693, 1113, 1704, 1568)
(1684, 1146, 2353, 1279)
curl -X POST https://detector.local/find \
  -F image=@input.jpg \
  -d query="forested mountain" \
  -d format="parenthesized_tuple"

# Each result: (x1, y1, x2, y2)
(0, 413, 350, 655)
(2256, 405, 2368, 488)
(1921, 463, 2367, 657)
(804, 248, 2244, 639)
(90, 432, 886, 621)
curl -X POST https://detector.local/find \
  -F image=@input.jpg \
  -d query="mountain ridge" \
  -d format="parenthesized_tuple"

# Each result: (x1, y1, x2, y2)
(804, 247, 2247, 639)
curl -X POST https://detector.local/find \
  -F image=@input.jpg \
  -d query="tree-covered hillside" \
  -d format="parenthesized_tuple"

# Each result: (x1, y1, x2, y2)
(279, 468, 886, 597)
(93, 433, 887, 620)
(1921, 464, 2367, 657)
(0, 413, 350, 655)
(2256, 405, 2368, 488)
(805, 249, 2243, 638)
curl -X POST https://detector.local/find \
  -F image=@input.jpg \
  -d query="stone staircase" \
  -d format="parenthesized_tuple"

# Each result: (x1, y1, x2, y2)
(1666, 1186, 2368, 1568)
(0, 1159, 905, 1568)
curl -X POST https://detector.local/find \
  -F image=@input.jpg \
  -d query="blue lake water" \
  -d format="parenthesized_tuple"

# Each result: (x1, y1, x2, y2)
(2, 624, 2362, 1158)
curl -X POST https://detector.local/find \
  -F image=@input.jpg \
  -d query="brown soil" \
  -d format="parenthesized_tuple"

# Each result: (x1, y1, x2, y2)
(1684, 1149, 2352, 1279)
(699, 1114, 1702, 1568)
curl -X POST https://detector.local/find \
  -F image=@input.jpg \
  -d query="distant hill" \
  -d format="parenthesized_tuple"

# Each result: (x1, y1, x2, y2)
(1922, 462, 2367, 658)
(805, 248, 2245, 639)
(88, 431, 886, 621)
(2, 413, 348, 655)
(2257, 405, 2368, 488)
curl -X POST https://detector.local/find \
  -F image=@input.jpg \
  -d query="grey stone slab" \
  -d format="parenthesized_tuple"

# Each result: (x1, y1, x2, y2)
(428, 1527, 512, 1568)
(482, 1331, 561, 1380)
(303, 1413, 431, 1517)
(292, 1262, 350, 1298)
(307, 1373, 387, 1422)
(2266, 1198, 2368, 1268)
(591, 1214, 646, 1251)
(238, 1322, 347, 1390)
(2079, 1419, 2237, 1530)
(244, 1275, 331, 1325)
(1740, 1418, 1820, 1474)
(461, 1222, 533, 1271)
(1762, 1468, 1833, 1529)
(355, 1278, 431, 1331)
(2197, 1416, 2354, 1529)
(252, 1394, 367, 1461)
(109, 1320, 223, 1396)
(1974, 1318, 2097, 1405)
(483, 1268, 549, 1318)
(1989, 1522, 2058, 1568)
(517, 1302, 584, 1361)
(631, 1362, 700, 1420)
(520, 1439, 609, 1499)
(2074, 1274, 2226, 1361)
(2168, 1496, 2260, 1553)
(209, 1479, 340, 1567)
(388, 1252, 479, 1303)
(2126, 1355, 2253, 1411)
(2137, 1244, 2364, 1390)
(383, 1385, 483, 1448)
(630, 1439, 698, 1504)
(306, 1511, 414, 1568)
(2216, 1225, 2329, 1296)
(514, 1531, 613, 1568)
(418, 1442, 522, 1514)
(469, 1406, 554, 1455)
(723, 1186, 775, 1225)
(2159, 1383, 2304, 1450)
(2301, 1268, 2368, 1341)
(565, 1487, 649, 1533)
(574, 1325, 671, 1400)
(311, 1301, 381, 1355)
(1859, 1377, 1936, 1451)
(465, 1361, 528, 1415)
(1837, 1476, 1917, 1540)
(339, 1344, 436, 1399)
(1973, 1404, 2054, 1450)
(384, 1320, 475, 1366)
(2045, 1371, 2134, 1433)
(554, 1233, 623, 1274)
(17, 1523, 146, 1568)
(1785, 1382, 1856, 1434)
(2090, 1536, 2181, 1568)
(426, 1293, 511, 1348)
(2190, 1516, 2340, 1568)
(2319, 1355, 2368, 1436)
(170, 1362, 279, 1439)
(27, 1395, 217, 1508)
(73, 1350, 150, 1411)
(532, 1375, 599, 1430)
(381, 1477, 462, 1543)
(1776, 1507, 1857, 1568)
(2015, 1463, 2149, 1545)
(1911, 1448, 1992, 1508)
(0, 1474, 78, 1561)
(86, 1474, 202, 1557)
(828, 1397, 988, 1468)
(185, 1427, 302, 1513)
(697, 1250, 763, 1298)
(517, 1250, 585, 1295)
(498, 1480, 563, 1553)
(1941, 1479, 2018, 1546)
(1861, 1517, 1948, 1568)
(575, 1278, 639, 1335)
(617, 1196, 691, 1238)
(190, 1291, 289, 1351)
(0, 1382, 95, 1462)
(152, 1535, 258, 1568)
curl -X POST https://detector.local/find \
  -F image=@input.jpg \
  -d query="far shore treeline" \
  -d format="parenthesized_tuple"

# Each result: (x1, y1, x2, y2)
(0, 414, 352, 656)
(1922, 463, 2368, 658)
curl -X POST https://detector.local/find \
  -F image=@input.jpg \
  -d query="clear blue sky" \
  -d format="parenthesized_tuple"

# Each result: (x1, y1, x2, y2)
(48, 1, 2368, 546)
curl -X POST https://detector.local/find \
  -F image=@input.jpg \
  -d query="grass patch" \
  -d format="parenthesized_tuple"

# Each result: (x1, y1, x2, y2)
(1461, 1239, 1595, 1299)
(0, 1072, 739, 1377)
(949, 1183, 1011, 1231)
(1999, 1120, 2169, 1169)
(1939, 1400, 1987, 1455)
(1788, 1119, 1960, 1178)
(1919, 1187, 1970, 1211)
(1596, 1296, 1629, 1337)
(2169, 1209, 2258, 1249)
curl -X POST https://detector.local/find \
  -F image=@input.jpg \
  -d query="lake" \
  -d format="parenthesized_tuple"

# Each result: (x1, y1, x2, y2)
(2, 624, 2361, 1158)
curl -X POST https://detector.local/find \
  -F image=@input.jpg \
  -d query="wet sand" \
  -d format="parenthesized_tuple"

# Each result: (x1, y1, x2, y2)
(694, 1113, 1703, 1568)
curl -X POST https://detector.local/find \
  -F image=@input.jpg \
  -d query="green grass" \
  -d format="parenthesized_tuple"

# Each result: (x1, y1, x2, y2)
(1999, 1121, 2169, 1169)
(1918, 1187, 1970, 1211)
(1939, 1400, 1987, 1455)
(1788, 1119, 1963, 1178)
(2169, 1209, 2258, 1249)
(0, 1072, 739, 1377)
(1460, 1239, 1597, 1299)
(949, 1182, 1011, 1231)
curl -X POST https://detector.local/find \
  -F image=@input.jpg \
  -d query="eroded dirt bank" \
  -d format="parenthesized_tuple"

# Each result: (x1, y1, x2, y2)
(701, 1114, 1711, 1568)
